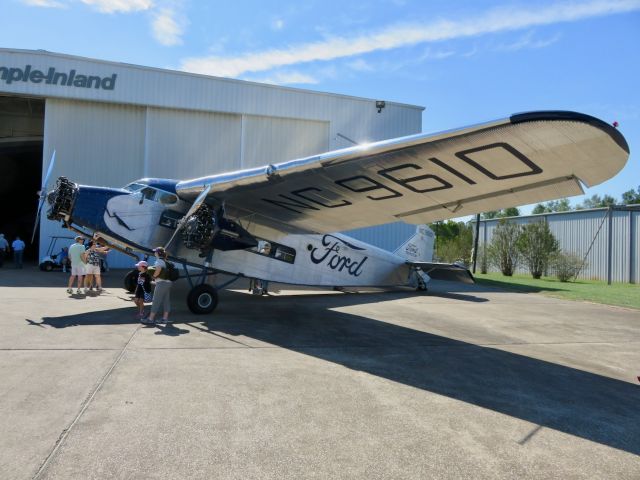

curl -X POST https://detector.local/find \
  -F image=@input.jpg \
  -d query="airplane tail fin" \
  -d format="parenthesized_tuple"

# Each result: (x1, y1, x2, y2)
(394, 224, 435, 262)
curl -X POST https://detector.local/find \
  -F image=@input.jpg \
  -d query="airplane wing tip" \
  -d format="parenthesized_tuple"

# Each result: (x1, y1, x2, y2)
(510, 110, 630, 155)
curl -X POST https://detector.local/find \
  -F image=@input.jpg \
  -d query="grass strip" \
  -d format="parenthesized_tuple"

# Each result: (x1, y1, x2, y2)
(474, 273, 640, 310)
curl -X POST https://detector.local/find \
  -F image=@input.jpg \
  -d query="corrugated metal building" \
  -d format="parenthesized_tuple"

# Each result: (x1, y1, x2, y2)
(0, 48, 424, 267)
(475, 205, 639, 283)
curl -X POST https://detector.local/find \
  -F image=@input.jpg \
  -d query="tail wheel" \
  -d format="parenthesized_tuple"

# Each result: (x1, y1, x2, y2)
(187, 284, 219, 314)
(42, 262, 54, 272)
(124, 269, 137, 293)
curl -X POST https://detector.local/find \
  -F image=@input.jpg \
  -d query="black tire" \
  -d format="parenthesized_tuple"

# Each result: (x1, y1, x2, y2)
(187, 284, 219, 315)
(124, 269, 137, 293)
(43, 262, 54, 272)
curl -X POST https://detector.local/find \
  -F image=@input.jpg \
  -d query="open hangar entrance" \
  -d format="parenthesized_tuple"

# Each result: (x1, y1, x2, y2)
(0, 95, 44, 261)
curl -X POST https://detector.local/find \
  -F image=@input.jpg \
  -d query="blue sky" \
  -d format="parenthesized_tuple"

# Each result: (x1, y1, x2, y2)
(3, 0, 639, 213)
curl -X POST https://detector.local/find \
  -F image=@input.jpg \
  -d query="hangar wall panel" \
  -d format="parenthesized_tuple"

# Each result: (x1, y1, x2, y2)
(477, 207, 639, 283)
(633, 211, 639, 284)
(43, 98, 146, 187)
(145, 108, 242, 179)
(345, 222, 417, 252)
(40, 98, 147, 267)
(242, 115, 329, 168)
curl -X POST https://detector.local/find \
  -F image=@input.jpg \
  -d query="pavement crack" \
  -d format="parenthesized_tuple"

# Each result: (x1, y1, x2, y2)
(32, 324, 142, 480)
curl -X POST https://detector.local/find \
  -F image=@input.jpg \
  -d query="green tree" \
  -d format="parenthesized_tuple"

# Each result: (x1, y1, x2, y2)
(577, 194, 616, 209)
(500, 207, 520, 217)
(518, 221, 559, 279)
(487, 220, 522, 276)
(532, 204, 547, 214)
(621, 186, 640, 205)
(482, 210, 499, 219)
(532, 199, 572, 214)
(552, 251, 584, 282)
(430, 221, 473, 264)
(482, 207, 520, 219)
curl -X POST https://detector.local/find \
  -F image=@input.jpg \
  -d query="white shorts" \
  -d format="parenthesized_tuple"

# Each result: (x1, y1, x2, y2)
(85, 264, 101, 275)
(71, 264, 85, 276)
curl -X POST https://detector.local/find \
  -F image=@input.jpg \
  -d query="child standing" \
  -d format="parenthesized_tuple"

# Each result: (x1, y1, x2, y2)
(133, 260, 152, 318)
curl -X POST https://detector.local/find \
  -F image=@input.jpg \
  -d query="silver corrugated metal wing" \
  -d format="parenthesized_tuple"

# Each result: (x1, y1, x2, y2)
(175, 111, 629, 234)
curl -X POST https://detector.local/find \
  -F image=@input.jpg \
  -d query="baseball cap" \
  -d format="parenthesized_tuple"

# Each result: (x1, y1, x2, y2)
(135, 260, 148, 268)
(75, 235, 83, 241)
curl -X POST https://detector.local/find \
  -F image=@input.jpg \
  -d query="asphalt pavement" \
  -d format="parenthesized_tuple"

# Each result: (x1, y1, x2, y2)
(1, 265, 639, 479)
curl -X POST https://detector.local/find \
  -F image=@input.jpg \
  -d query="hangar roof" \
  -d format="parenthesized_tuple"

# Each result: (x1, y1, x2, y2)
(0, 48, 424, 119)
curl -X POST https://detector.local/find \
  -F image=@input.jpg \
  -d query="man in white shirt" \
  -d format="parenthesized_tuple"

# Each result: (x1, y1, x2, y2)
(11, 236, 25, 269)
(67, 236, 87, 295)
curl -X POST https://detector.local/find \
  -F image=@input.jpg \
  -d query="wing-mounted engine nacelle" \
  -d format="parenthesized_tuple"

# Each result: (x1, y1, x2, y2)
(47, 176, 78, 222)
(179, 203, 257, 254)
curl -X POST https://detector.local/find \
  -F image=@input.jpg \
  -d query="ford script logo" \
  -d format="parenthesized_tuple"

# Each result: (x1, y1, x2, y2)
(310, 235, 368, 277)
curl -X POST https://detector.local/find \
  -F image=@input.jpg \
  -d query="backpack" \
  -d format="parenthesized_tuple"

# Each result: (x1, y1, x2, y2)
(165, 261, 180, 281)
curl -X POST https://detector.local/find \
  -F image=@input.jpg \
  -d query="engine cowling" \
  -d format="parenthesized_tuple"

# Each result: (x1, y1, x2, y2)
(47, 176, 78, 222)
(181, 204, 217, 251)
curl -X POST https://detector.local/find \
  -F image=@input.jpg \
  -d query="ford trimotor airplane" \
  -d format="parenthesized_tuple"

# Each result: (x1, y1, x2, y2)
(39, 111, 629, 314)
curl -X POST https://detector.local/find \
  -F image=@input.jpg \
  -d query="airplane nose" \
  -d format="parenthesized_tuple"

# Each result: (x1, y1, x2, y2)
(47, 177, 126, 231)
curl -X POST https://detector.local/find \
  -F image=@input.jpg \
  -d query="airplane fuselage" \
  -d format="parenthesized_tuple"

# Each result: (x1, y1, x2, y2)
(50, 180, 418, 288)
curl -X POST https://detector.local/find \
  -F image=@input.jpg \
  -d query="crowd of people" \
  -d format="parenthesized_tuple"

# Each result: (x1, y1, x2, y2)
(1, 231, 174, 325)
(0, 234, 26, 269)
(63, 235, 173, 325)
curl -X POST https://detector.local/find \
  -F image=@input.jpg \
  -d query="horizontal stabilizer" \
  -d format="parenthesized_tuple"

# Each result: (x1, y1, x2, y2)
(410, 262, 475, 284)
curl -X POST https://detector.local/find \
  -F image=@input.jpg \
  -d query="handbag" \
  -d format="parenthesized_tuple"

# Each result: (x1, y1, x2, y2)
(143, 289, 153, 303)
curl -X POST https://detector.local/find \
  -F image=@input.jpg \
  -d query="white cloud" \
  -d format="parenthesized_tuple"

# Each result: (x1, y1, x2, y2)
(419, 48, 456, 60)
(21, 0, 66, 7)
(495, 31, 562, 51)
(245, 71, 318, 85)
(348, 58, 374, 71)
(152, 7, 185, 46)
(81, 0, 153, 13)
(180, 0, 640, 77)
(272, 18, 285, 31)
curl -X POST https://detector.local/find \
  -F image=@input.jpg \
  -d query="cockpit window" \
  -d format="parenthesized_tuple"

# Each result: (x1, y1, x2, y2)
(124, 182, 146, 192)
(126, 182, 178, 205)
(140, 187, 157, 200)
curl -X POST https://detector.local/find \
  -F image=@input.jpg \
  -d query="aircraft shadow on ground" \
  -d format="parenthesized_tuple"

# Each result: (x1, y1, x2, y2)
(29, 287, 639, 456)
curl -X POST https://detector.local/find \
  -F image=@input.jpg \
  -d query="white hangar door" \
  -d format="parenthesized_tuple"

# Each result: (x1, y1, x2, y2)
(241, 115, 329, 169)
(145, 108, 242, 179)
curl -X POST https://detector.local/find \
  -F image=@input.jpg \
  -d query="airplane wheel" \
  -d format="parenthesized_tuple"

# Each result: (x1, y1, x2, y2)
(124, 270, 137, 293)
(41, 262, 54, 272)
(187, 284, 219, 315)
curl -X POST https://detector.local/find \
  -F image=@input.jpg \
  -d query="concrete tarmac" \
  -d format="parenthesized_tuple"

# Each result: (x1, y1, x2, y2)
(0, 266, 639, 479)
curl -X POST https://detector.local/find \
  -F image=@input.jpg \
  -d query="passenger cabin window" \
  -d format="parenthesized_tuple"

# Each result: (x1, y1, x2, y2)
(249, 238, 296, 264)
(158, 192, 178, 205)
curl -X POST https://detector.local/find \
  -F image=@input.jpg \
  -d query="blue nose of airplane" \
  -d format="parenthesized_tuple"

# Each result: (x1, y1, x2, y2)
(47, 177, 127, 231)
(72, 185, 128, 231)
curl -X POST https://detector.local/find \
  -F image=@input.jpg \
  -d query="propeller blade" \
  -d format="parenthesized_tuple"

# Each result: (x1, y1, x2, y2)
(41, 150, 56, 191)
(164, 185, 211, 250)
(31, 150, 57, 244)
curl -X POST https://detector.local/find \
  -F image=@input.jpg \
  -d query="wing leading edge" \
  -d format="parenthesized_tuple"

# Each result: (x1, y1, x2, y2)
(176, 111, 629, 234)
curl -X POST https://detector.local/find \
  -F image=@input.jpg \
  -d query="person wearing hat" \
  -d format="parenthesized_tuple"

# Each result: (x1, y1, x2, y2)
(0, 234, 8, 268)
(141, 246, 172, 324)
(133, 260, 152, 319)
(67, 235, 86, 294)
